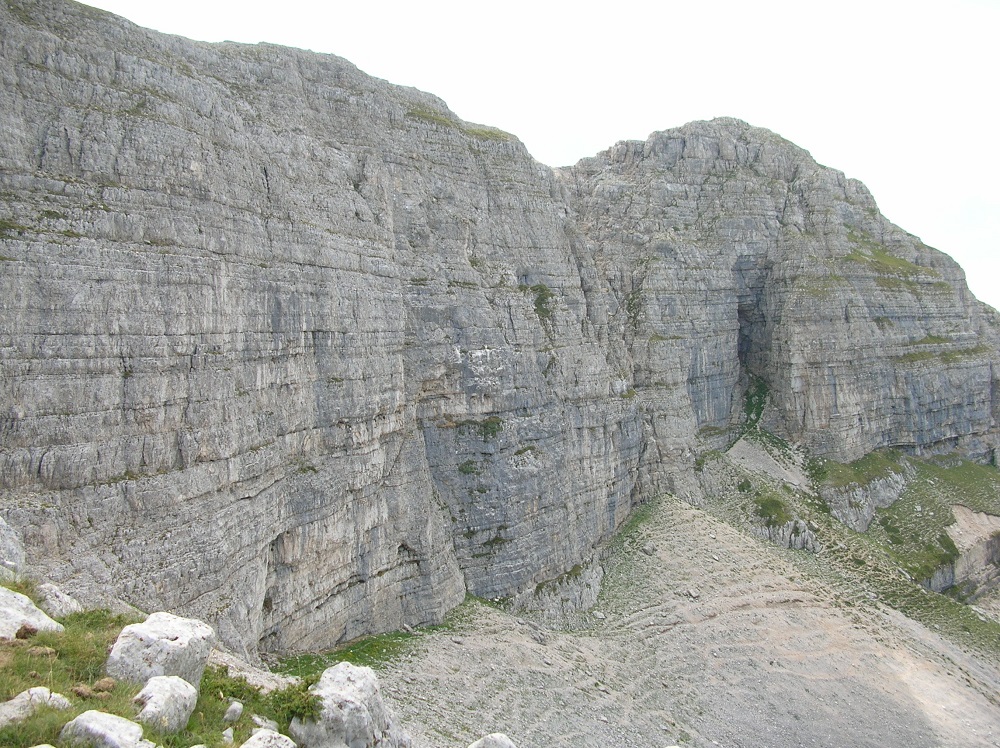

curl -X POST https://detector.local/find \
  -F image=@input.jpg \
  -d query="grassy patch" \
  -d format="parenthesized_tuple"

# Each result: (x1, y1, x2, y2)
(0, 218, 31, 236)
(822, 448, 904, 488)
(456, 416, 504, 441)
(458, 459, 479, 475)
(753, 489, 793, 527)
(844, 229, 936, 278)
(741, 375, 768, 431)
(528, 283, 555, 320)
(893, 344, 991, 365)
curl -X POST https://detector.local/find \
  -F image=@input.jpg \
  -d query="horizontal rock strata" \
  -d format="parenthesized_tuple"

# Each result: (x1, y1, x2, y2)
(1, 0, 997, 654)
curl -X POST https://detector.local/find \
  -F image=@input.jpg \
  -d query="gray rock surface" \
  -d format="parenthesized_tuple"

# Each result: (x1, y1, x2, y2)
(0, 687, 71, 729)
(241, 730, 297, 748)
(106, 612, 215, 687)
(820, 467, 912, 531)
(223, 699, 244, 723)
(133, 675, 198, 733)
(289, 663, 410, 748)
(0, 0, 998, 657)
(0, 517, 25, 580)
(37, 581, 84, 618)
(467, 735, 518, 748)
(59, 710, 155, 748)
(0, 587, 65, 638)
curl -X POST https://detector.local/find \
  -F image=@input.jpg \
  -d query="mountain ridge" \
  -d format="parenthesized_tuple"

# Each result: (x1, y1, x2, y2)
(1, 0, 998, 663)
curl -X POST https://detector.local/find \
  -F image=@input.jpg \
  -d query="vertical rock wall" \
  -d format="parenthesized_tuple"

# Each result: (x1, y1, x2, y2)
(0, 0, 997, 654)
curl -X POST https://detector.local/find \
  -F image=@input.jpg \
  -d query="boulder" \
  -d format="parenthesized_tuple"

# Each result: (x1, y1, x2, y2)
(468, 735, 519, 748)
(105, 612, 215, 688)
(0, 687, 71, 728)
(289, 663, 410, 748)
(223, 699, 244, 723)
(37, 582, 84, 618)
(59, 710, 155, 748)
(241, 730, 298, 747)
(133, 675, 198, 733)
(0, 587, 64, 639)
(252, 714, 281, 732)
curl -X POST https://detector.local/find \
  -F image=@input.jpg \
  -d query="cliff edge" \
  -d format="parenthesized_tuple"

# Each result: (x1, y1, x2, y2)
(1, 0, 997, 656)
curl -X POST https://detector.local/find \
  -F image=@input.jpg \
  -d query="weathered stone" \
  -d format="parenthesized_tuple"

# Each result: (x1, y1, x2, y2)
(106, 612, 215, 688)
(252, 714, 280, 733)
(289, 663, 410, 748)
(133, 675, 198, 734)
(59, 710, 155, 748)
(37, 582, 84, 618)
(0, 517, 25, 580)
(467, 734, 519, 748)
(0, 687, 71, 729)
(241, 730, 297, 748)
(0, 588, 64, 639)
(223, 699, 244, 723)
(0, 0, 997, 660)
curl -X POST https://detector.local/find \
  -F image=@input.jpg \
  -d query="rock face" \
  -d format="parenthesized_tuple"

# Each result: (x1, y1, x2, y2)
(0, 0, 998, 655)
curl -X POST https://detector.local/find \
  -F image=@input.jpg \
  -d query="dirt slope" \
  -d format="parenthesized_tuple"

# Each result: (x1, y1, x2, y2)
(378, 497, 1000, 748)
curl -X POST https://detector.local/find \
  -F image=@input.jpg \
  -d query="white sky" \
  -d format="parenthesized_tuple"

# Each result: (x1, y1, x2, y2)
(83, 0, 999, 311)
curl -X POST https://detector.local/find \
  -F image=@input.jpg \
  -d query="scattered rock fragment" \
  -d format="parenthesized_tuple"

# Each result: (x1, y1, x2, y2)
(224, 699, 244, 723)
(134, 675, 198, 734)
(252, 714, 281, 733)
(641, 543, 657, 556)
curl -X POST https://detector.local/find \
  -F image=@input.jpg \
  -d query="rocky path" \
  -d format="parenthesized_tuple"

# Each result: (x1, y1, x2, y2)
(379, 496, 1000, 748)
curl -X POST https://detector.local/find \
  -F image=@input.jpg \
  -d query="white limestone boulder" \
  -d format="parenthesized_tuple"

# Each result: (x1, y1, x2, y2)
(59, 710, 155, 748)
(467, 735, 519, 748)
(37, 582, 84, 618)
(133, 675, 198, 733)
(241, 729, 298, 747)
(105, 612, 216, 689)
(0, 687, 71, 728)
(289, 662, 410, 748)
(0, 587, 64, 639)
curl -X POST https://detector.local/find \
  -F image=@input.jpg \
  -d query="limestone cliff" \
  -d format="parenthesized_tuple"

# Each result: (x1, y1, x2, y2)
(1, 0, 997, 655)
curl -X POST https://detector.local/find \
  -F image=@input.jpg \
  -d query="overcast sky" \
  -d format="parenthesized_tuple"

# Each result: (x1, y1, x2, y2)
(83, 0, 999, 311)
